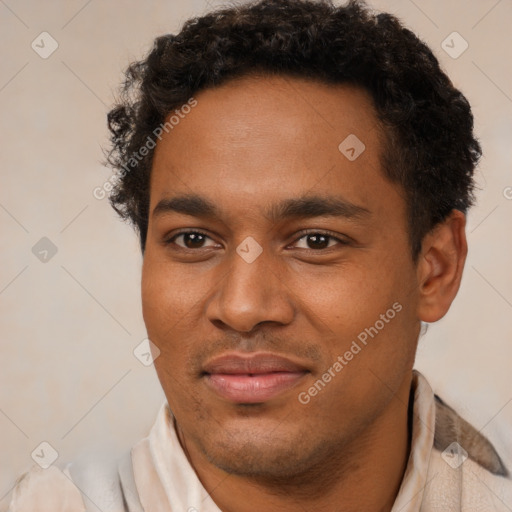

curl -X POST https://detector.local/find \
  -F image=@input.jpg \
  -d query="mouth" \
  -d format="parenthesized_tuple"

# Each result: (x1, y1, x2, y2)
(202, 352, 309, 404)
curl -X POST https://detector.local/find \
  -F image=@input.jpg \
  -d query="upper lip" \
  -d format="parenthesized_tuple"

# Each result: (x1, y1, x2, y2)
(202, 352, 309, 375)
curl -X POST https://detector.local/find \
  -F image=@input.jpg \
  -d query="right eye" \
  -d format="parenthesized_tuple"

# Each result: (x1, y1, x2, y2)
(165, 230, 219, 250)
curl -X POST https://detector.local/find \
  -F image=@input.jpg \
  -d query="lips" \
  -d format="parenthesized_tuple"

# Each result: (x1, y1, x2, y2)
(202, 352, 309, 404)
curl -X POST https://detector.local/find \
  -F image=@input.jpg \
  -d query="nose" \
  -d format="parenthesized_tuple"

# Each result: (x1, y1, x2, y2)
(206, 245, 295, 333)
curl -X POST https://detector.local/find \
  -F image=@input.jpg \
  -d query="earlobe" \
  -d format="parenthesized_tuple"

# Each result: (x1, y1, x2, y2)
(416, 210, 468, 323)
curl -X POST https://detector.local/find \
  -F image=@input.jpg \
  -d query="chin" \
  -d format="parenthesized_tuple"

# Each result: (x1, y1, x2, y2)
(196, 426, 333, 480)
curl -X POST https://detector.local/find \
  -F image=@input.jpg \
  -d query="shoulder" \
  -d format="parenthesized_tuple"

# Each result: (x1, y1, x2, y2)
(7, 465, 85, 512)
(434, 394, 509, 477)
(426, 394, 512, 510)
(426, 449, 512, 511)
(7, 450, 140, 512)
(6, 404, 169, 512)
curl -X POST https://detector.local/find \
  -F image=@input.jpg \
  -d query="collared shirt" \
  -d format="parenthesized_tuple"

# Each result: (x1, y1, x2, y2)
(7, 371, 512, 511)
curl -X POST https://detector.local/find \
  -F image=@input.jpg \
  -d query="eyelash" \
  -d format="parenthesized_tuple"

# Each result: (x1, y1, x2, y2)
(164, 229, 349, 252)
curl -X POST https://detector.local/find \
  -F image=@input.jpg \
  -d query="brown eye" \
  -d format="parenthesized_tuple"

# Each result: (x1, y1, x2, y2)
(294, 232, 343, 250)
(170, 231, 217, 249)
(306, 234, 330, 249)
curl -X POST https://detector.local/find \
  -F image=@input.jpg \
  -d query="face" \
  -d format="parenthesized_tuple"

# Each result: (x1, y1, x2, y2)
(142, 75, 422, 479)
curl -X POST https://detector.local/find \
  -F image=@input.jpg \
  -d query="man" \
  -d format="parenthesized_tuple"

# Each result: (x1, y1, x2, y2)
(8, 0, 511, 510)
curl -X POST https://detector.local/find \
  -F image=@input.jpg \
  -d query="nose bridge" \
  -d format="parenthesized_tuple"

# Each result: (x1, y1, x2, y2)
(207, 242, 293, 332)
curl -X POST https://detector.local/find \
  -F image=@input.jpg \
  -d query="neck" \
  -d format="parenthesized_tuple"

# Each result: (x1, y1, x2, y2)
(177, 373, 413, 512)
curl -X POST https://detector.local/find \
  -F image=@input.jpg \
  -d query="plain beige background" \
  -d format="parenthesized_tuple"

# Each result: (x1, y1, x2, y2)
(1, 0, 511, 506)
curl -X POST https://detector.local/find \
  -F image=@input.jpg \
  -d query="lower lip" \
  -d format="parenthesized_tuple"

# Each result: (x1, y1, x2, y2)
(205, 372, 307, 403)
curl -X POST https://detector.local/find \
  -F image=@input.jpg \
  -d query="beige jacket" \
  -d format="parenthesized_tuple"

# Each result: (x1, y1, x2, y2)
(6, 371, 512, 511)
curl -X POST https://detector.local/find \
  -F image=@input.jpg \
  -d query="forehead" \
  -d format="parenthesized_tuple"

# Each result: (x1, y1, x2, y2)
(149, 74, 399, 223)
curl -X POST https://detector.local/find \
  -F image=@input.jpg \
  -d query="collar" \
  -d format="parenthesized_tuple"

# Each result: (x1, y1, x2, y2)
(391, 370, 437, 511)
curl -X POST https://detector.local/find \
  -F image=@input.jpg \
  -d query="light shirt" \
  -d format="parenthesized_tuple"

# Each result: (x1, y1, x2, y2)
(7, 371, 512, 511)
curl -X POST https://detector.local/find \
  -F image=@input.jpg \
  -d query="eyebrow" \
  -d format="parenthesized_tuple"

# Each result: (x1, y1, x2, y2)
(152, 194, 371, 223)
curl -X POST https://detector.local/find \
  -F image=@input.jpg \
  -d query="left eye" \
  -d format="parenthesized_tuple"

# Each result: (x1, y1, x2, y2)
(293, 233, 343, 250)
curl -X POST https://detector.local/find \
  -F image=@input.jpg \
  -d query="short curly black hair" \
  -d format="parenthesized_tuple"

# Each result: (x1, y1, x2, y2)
(106, 0, 480, 259)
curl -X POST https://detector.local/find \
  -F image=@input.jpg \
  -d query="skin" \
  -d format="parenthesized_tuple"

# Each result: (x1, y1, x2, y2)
(141, 74, 468, 512)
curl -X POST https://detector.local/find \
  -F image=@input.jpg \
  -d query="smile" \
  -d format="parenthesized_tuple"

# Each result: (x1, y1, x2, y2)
(202, 352, 309, 403)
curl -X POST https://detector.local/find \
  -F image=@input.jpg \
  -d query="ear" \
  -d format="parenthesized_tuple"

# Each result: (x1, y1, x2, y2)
(416, 209, 468, 323)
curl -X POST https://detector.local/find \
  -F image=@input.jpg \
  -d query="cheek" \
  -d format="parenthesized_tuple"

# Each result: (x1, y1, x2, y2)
(141, 254, 211, 375)
(142, 259, 199, 410)
(295, 262, 392, 327)
(300, 256, 415, 357)
(141, 254, 195, 333)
